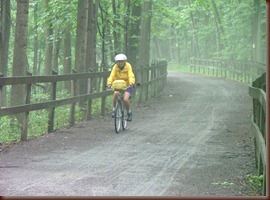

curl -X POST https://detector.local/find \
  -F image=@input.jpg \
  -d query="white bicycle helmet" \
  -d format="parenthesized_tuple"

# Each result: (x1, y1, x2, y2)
(114, 54, 127, 61)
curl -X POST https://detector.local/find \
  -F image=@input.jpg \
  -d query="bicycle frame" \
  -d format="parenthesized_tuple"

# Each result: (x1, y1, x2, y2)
(114, 90, 128, 133)
(107, 84, 137, 133)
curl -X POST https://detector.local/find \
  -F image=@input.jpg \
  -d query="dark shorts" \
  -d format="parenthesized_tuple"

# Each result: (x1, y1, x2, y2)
(126, 87, 133, 95)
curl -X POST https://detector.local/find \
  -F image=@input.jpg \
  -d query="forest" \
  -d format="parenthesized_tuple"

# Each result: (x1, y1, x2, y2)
(0, 0, 267, 142)
(1, 0, 266, 74)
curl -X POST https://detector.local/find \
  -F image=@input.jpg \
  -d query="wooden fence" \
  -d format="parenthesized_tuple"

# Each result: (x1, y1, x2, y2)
(189, 57, 266, 84)
(248, 73, 267, 196)
(0, 60, 167, 141)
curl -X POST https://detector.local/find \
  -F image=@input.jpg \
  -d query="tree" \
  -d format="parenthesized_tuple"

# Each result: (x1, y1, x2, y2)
(86, 0, 98, 73)
(32, 0, 38, 76)
(138, 0, 152, 100)
(75, 0, 88, 103)
(51, 25, 61, 73)
(0, 0, 267, 94)
(111, 0, 120, 54)
(126, 0, 141, 67)
(10, 0, 29, 125)
(44, 0, 53, 76)
(0, 0, 11, 106)
(252, 0, 261, 62)
(63, 25, 72, 91)
(138, 0, 152, 67)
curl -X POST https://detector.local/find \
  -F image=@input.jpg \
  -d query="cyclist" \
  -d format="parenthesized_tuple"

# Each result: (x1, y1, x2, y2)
(106, 53, 135, 121)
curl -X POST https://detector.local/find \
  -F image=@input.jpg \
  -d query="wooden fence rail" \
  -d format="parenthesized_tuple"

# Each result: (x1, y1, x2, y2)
(0, 61, 167, 141)
(248, 73, 267, 196)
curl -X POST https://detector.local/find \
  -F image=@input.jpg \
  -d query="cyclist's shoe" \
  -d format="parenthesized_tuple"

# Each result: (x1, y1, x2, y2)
(127, 111, 132, 121)
(112, 111, 115, 118)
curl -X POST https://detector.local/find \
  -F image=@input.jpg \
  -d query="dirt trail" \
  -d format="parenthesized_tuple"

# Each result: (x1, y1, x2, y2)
(0, 71, 259, 196)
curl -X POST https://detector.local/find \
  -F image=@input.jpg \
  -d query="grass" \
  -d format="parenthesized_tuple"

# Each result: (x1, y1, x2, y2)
(243, 174, 264, 195)
(167, 63, 190, 72)
(167, 63, 253, 84)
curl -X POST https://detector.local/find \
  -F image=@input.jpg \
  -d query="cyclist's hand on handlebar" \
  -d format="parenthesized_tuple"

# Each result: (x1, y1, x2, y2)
(106, 84, 112, 89)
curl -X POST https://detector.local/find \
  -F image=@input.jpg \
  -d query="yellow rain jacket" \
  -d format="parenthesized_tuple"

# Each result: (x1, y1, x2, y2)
(107, 62, 135, 86)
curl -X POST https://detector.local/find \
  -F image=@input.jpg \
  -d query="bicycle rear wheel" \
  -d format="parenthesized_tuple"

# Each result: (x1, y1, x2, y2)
(114, 101, 122, 133)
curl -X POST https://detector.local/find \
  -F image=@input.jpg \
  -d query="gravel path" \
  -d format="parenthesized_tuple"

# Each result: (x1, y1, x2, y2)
(0, 71, 260, 197)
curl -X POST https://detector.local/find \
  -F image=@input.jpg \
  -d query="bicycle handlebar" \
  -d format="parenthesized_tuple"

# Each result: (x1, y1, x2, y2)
(106, 82, 141, 92)
(106, 84, 135, 90)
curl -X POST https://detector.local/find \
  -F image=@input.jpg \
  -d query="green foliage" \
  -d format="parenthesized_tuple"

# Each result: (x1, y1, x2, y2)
(0, 117, 21, 144)
(28, 110, 48, 138)
(7, 0, 266, 75)
(0, 90, 112, 144)
(33, 0, 77, 31)
(105, 95, 113, 113)
(150, 0, 266, 63)
(152, 0, 190, 39)
(246, 174, 263, 190)
(167, 64, 190, 72)
(27, 0, 78, 74)
(167, 63, 255, 85)
(242, 174, 263, 196)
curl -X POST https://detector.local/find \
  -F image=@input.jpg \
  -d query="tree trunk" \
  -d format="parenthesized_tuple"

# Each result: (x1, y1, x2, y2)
(188, 0, 200, 58)
(44, 0, 53, 77)
(86, 0, 98, 90)
(252, 0, 261, 62)
(211, 0, 226, 56)
(138, 0, 152, 101)
(0, 0, 11, 106)
(86, 0, 98, 73)
(112, 0, 119, 54)
(33, 0, 38, 76)
(127, 1, 141, 67)
(75, 0, 88, 105)
(63, 25, 72, 92)
(99, 2, 108, 71)
(138, 0, 152, 67)
(52, 25, 61, 73)
(10, 0, 29, 125)
(123, 0, 130, 54)
(152, 36, 162, 60)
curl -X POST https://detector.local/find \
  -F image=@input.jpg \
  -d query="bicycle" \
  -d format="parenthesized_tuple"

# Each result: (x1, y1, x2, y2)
(107, 85, 131, 133)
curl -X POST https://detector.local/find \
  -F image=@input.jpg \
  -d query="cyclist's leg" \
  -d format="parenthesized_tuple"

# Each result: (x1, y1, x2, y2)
(124, 88, 132, 121)
(123, 92, 131, 110)
(123, 88, 132, 109)
(112, 91, 120, 117)
(113, 91, 120, 107)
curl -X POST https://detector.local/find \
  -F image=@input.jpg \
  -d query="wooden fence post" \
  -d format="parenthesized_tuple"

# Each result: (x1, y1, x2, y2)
(85, 77, 93, 120)
(153, 64, 157, 96)
(0, 73, 3, 108)
(163, 61, 167, 91)
(101, 75, 106, 116)
(139, 66, 143, 104)
(48, 70, 58, 133)
(146, 66, 150, 101)
(69, 69, 77, 126)
(21, 72, 32, 141)
(132, 67, 138, 106)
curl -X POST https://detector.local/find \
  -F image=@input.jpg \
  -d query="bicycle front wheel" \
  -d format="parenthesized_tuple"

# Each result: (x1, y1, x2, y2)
(114, 101, 122, 133)
(122, 108, 127, 130)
